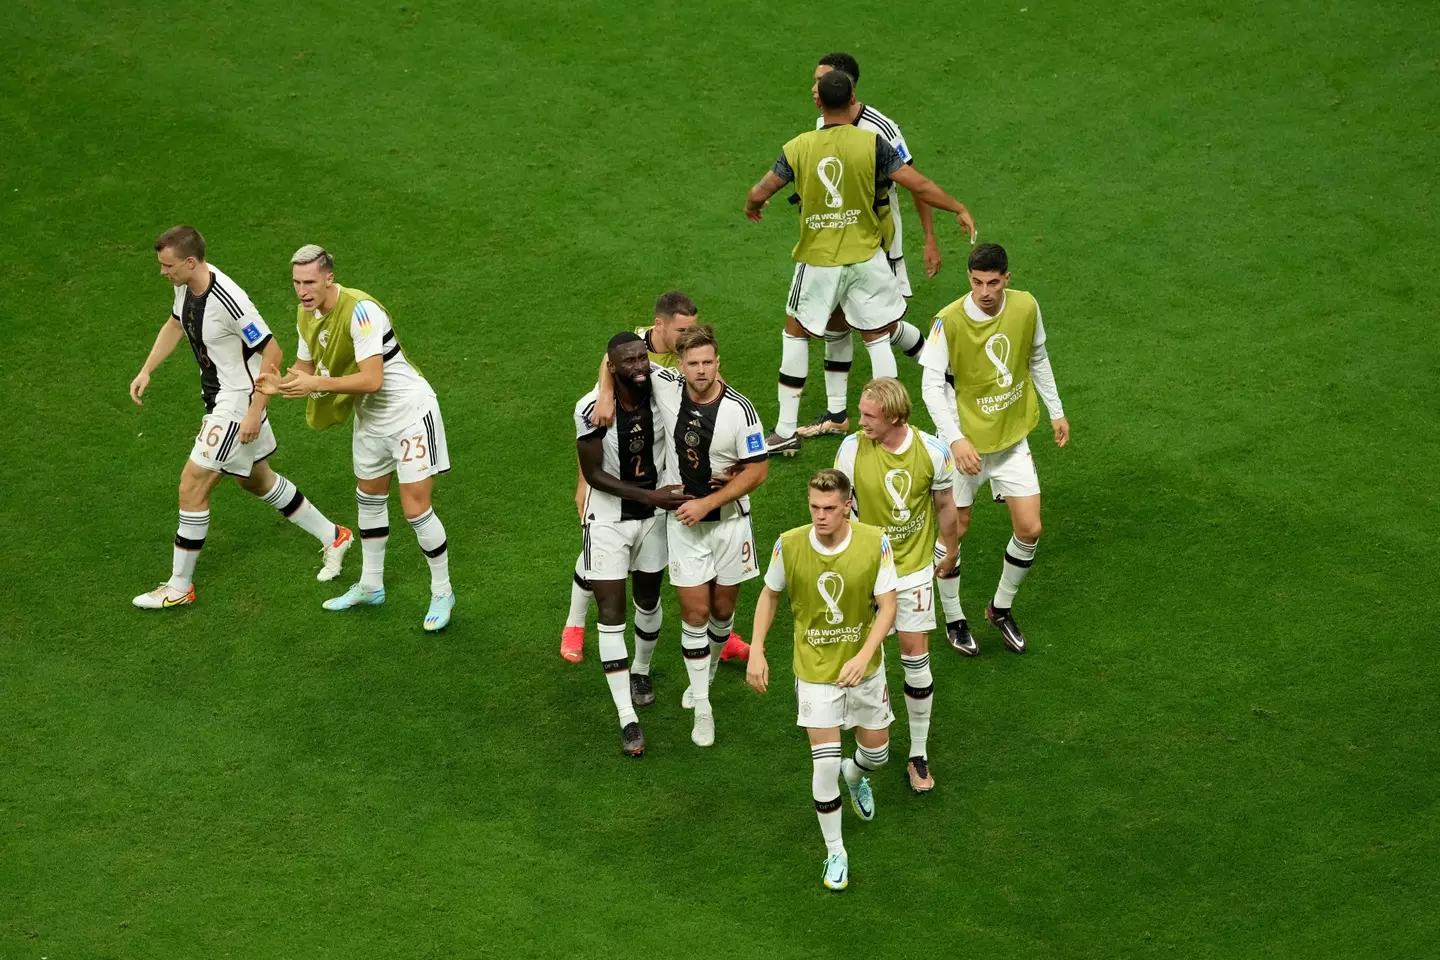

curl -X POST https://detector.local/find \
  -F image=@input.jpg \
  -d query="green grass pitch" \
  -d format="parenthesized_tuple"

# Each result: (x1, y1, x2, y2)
(2, 0, 1438, 956)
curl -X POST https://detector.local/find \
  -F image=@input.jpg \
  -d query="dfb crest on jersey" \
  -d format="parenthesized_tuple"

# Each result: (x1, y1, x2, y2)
(629, 438, 644, 453)
(684, 431, 700, 447)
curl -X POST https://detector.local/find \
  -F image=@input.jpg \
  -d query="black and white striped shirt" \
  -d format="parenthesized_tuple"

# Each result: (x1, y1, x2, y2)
(170, 266, 272, 416)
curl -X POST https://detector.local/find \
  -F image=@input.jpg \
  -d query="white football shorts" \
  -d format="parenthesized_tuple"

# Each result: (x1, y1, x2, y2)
(353, 397, 450, 484)
(787, 247, 907, 337)
(796, 668, 894, 731)
(584, 514, 667, 581)
(666, 512, 759, 588)
(188, 412, 277, 478)
(953, 437, 1040, 508)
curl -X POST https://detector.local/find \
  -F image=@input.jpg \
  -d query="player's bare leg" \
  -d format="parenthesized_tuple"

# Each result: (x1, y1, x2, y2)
(767, 315, 811, 456)
(593, 577, 644, 756)
(941, 506, 977, 655)
(236, 460, 352, 581)
(987, 494, 1041, 653)
(627, 570, 663, 707)
(395, 475, 454, 632)
(675, 584, 717, 746)
(325, 473, 392, 612)
(799, 308, 852, 439)
(808, 726, 848, 890)
(897, 628, 935, 792)
(134, 459, 223, 608)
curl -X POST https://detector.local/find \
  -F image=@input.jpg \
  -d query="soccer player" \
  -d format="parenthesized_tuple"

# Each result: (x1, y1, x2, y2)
(918, 243, 1070, 653)
(651, 326, 768, 747)
(834, 378, 959, 792)
(258, 245, 456, 631)
(746, 469, 898, 891)
(798, 52, 944, 440)
(574, 333, 690, 757)
(746, 67, 977, 456)
(129, 225, 351, 608)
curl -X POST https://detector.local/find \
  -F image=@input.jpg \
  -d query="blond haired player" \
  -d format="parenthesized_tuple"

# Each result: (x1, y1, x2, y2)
(918, 243, 1069, 653)
(747, 469, 897, 891)
(129, 225, 351, 608)
(259, 245, 455, 632)
(834, 378, 958, 792)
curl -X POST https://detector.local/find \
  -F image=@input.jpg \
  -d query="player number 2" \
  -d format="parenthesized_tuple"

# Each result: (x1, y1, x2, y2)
(399, 433, 427, 463)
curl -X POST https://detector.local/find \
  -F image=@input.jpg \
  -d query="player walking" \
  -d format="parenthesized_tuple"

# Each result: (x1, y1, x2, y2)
(650, 326, 768, 747)
(834, 378, 959, 792)
(799, 52, 946, 440)
(918, 243, 1070, 653)
(575, 332, 689, 757)
(130, 225, 351, 608)
(259, 245, 456, 631)
(746, 469, 898, 890)
(746, 68, 976, 456)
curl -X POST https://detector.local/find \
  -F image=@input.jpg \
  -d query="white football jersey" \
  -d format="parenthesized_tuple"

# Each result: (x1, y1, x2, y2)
(170, 266, 273, 418)
(574, 386, 669, 524)
(295, 299, 434, 436)
(652, 368, 767, 523)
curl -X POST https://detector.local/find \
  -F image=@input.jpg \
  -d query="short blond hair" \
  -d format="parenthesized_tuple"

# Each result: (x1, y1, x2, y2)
(291, 244, 334, 272)
(860, 377, 911, 425)
(808, 468, 852, 499)
(675, 324, 718, 357)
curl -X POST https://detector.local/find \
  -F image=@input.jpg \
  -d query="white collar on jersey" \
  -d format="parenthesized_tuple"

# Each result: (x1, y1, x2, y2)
(809, 525, 853, 556)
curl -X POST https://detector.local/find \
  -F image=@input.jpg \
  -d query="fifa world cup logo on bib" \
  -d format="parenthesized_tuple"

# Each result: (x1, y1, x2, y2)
(985, 333, 1014, 388)
(817, 571, 846, 625)
(883, 468, 912, 523)
(817, 156, 845, 209)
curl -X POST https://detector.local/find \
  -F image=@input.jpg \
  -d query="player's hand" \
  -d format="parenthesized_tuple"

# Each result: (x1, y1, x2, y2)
(955, 208, 978, 245)
(950, 438, 982, 476)
(745, 200, 768, 223)
(278, 368, 319, 398)
(674, 497, 711, 527)
(935, 547, 958, 579)
(709, 466, 741, 490)
(239, 412, 262, 444)
(129, 371, 150, 405)
(923, 237, 943, 278)
(254, 370, 281, 396)
(1052, 417, 1070, 448)
(591, 393, 615, 428)
(648, 484, 694, 512)
(836, 654, 867, 688)
(746, 650, 769, 693)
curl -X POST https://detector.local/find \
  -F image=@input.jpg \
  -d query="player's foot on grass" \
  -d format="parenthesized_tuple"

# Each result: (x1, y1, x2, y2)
(424, 591, 455, 632)
(946, 619, 979, 656)
(986, 603, 1026, 653)
(691, 708, 715, 747)
(720, 632, 750, 662)
(323, 583, 386, 611)
(317, 526, 353, 582)
(822, 853, 849, 891)
(765, 432, 801, 457)
(846, 775, 875, 821)
(621, 721, 645, 757)
(560, 626, 584, 663)
(630, 672, 655, 707)
(796, 411, 850, 438)
(133, 583, 194, 609)
(907, 757, 935, 793)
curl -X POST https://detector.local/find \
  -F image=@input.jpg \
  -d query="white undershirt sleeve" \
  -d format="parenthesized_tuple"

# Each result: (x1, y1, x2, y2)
(1029, 310, 1064, 419)
(763, 538, 787, 592)
(295, 321, 312, 362)
(921, 365, 964, 444)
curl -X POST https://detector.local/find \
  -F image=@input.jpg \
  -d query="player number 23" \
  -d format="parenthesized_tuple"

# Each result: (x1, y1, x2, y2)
(399, 433, 428, 463)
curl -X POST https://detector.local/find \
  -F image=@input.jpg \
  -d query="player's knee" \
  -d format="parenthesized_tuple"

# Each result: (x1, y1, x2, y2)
(1014, 520, 1041, 543)
(897, 632, 928, 657)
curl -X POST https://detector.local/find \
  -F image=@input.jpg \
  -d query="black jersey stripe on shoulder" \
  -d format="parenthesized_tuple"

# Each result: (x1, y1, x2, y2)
(210, 279, 246, 321)
(722, 385, 760, 426)
(860, 106, 899, 139)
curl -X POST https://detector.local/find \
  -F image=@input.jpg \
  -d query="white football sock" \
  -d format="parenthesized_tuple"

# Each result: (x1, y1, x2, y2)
(706, 613, 734, 681)
(936, 540, 964, 623)
(168, 509, 209, 590)
(993, 535, 1038, 609)
(822, 330, 852, 415)
(811, 742, 845, 856)
(407, 508, 451, 595)
(598, 621, 637, 727)
(356, 489, 389, 590)
(260, 473, 336, 544)
(632, 602, 662, 675)
(680, 620, 711, 708)
(842, 741, 889, 786)
(890, 319, 925, 359)
(863, 335, 898, 379)
(566, 556, 592, 630)
(900, 653, 934, 759)
(775, 333, 809, 437)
